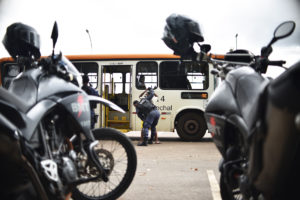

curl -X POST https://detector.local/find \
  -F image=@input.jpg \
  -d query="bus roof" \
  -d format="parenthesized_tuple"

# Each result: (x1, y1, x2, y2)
(0, 57, 14, 63)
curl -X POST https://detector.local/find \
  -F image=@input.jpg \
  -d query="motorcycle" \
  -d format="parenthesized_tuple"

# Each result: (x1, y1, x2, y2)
(162, 14, 299, 200)
(0, 22, 137, 200)
(205, 21, 297, 200)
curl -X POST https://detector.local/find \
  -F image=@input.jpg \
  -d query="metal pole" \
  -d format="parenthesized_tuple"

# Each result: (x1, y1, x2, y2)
(86, 29, 93, 52)
(235, 33, 238, 50)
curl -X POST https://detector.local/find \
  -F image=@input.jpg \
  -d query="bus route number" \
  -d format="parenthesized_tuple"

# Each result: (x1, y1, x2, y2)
(157, 96, 165, 102)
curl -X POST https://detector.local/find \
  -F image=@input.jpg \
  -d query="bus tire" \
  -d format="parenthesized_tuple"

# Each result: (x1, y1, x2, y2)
(176, 112, 207, 141)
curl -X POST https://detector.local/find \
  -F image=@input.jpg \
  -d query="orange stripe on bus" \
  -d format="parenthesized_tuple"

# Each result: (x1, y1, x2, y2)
(0, 54, 180, 62)
(208, 53, 225, 60)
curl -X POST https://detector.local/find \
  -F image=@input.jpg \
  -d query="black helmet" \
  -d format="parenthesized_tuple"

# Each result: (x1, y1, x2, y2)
(2, 22, 41, 59)
(162, 14, 204, 57)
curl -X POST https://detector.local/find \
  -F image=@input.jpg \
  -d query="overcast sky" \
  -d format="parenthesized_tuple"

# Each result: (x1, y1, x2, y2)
(0, 0, 299, 72)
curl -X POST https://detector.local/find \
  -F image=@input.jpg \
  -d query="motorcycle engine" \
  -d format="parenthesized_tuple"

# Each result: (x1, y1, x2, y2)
(61, 156, 78, 184)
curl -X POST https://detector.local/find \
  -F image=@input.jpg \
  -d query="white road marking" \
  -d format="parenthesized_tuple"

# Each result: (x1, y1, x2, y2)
(207, 169, 222, 200)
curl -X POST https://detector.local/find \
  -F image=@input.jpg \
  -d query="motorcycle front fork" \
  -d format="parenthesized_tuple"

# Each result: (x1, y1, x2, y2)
(70, 134, 109, 183)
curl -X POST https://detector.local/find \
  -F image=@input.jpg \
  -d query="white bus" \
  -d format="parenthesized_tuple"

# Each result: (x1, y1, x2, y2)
(0, 54, 215, 141)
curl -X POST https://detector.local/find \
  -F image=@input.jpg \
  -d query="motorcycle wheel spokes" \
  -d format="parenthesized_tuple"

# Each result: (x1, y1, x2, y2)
(77, 140, 127, 196)
(72, 128, 137, 200)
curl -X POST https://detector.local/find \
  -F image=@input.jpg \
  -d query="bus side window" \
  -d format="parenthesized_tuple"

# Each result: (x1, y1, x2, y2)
(72, 62, 99, 89)
(185, 61, 209, 90)
(159, 61, 209, 90)
(136, 61, 158, 90)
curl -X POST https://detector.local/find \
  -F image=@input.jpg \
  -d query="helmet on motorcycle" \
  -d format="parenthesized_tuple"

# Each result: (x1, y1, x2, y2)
(162, 14, 204, 57)
(2, 22, 41, 59)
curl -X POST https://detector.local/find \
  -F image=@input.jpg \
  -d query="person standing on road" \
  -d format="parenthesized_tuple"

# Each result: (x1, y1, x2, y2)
(82, 74, 100, 129)
(138, 88, 160, 144)
(133, 88, 160, 146)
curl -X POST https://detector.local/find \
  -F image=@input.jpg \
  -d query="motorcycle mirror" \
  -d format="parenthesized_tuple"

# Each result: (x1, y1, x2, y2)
(51, 21, 59, 50)
(263, 21, 295, 57)
(200, 44, 211, 53)
(267, 21, 296, 48)
(274, 21, 296, 40)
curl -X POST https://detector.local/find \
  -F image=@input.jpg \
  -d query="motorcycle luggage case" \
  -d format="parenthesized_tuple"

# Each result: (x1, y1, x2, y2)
(249, 61, 300, 198)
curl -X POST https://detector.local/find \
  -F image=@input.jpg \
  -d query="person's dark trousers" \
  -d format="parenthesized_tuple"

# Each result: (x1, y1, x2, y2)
(143, 109, 160, 143)
(137, 128, 148, 146)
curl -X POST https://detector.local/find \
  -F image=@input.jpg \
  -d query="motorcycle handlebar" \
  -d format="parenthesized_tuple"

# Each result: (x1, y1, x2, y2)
(39, 56, 70, 80)
(268, 60, 286, 66)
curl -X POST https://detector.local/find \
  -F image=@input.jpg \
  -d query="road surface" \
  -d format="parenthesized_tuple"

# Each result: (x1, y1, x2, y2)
(119, 132, 222, 200)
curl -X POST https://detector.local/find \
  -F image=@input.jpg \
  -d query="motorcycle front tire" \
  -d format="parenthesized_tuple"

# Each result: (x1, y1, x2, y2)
(72, 128, 137, 200)
(220, 173, 243, 200)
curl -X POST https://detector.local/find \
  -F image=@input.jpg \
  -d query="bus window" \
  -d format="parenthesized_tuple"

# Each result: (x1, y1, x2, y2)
(125, 72, 131, 94)
(73, 62, 98, 89)
(136, 61, 158, 89)
(159, 61, 209, 90)
(102, 65, 131, 95)
(112, 73, 123, 94)
(185, 61, 209, 90)
(102, 72, 122, 94)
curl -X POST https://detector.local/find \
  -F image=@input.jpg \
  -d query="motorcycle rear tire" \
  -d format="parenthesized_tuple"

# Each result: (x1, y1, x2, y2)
(72, 128, 137, 200)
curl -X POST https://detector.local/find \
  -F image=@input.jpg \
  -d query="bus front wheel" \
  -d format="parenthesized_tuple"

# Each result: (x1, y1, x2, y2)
(176, 112, 207, 141)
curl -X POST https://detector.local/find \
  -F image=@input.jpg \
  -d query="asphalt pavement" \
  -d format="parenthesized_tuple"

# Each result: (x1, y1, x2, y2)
(119, 131, 221, 200)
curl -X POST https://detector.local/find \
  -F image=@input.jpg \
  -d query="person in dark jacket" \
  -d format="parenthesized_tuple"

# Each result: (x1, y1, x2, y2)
(82, 74, 100, 129)
(133, 88, 160, 146)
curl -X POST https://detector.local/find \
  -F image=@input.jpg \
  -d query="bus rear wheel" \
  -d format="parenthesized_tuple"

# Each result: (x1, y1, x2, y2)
(176, 112, 207, 141)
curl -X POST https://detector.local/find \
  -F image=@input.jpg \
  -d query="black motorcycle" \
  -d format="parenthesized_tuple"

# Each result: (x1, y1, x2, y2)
(0, 22, 137, 200)
(162, 14, 299, 200)
(205, 21, 297, 200)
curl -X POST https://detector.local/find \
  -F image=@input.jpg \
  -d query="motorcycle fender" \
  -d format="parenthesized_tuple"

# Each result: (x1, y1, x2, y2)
(88, 95, 125, 113)
(58, 94, 92, 135)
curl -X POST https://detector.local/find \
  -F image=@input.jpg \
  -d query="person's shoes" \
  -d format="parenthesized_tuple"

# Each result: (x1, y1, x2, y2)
(137, 141, 148, 146)
(148, 140, 153, 144)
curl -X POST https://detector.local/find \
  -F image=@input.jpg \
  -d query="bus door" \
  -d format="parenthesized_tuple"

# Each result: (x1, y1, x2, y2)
(101, 65, 132, 132)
